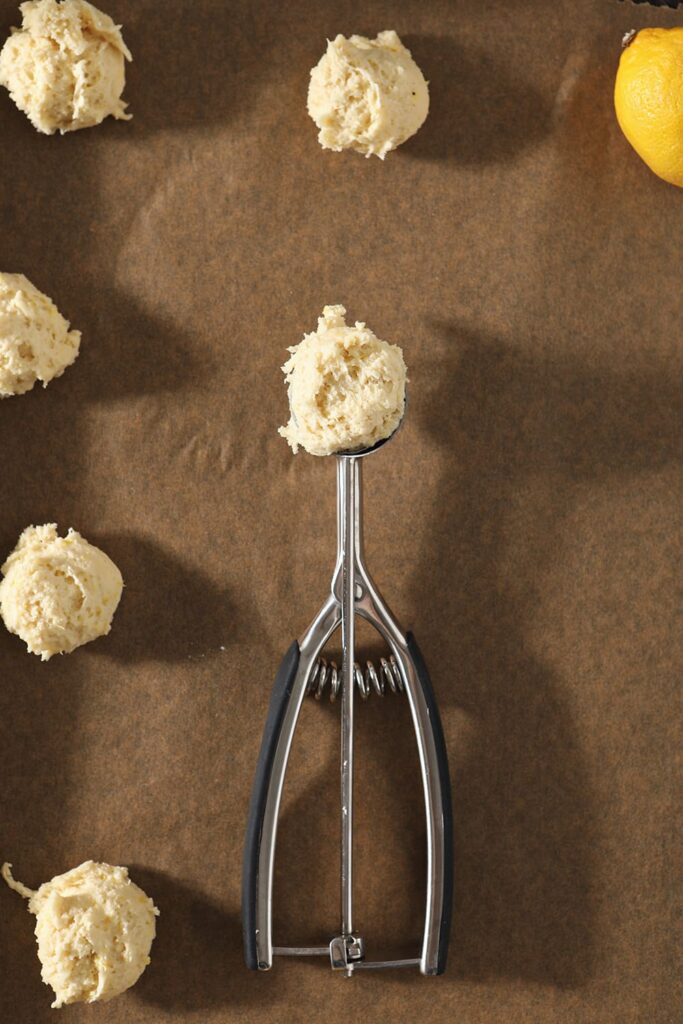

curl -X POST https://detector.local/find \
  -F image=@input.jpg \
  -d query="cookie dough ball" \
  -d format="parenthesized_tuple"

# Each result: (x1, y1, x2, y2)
(0, 273, 81, 398)
(279, 305, 407, 456)
(0, 0, 132, 135)
(2, 861, 158, 1007)
(307, 30, 429, 158)
(0, 524, 123, 660)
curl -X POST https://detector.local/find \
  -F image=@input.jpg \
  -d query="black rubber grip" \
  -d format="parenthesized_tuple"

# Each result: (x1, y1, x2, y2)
(407, 632, 453, 976)
(242, 640, 300, 970)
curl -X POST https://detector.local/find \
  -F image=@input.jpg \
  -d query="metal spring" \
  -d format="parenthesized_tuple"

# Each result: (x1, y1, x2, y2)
(308, 656, 404, 702)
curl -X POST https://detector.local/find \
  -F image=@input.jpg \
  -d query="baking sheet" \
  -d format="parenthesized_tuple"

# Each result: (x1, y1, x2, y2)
(0, 1, 681, 1021)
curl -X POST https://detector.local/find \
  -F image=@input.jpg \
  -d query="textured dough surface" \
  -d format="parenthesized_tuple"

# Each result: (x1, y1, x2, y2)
(307, 30, 429, 158)
(0, 273, 81, 397)
(279, 305, 407, 456)
(2, 861, 158, 1007)
(0, 524, 123, 659)
(0, 0, 132, 134)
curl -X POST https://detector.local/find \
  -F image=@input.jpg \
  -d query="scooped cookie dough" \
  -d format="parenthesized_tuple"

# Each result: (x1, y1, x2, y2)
(0, 0, 132, 135)
(0, 524, 123, 660)
(0, 273, 81, 398)
(279, 305, 407, 456)
(2, 861, 158, 1008)
(307, 30, 429, 158)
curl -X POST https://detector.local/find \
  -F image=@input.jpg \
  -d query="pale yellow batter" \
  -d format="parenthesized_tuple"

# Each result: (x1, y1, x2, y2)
(279, 305, 407, 456)
(0, 0, 132, 134)
(308, 31, 429, 158)
(2, 861, 158, 1007)
(0, 273, 81, 398)
(0, 524, 123, 659)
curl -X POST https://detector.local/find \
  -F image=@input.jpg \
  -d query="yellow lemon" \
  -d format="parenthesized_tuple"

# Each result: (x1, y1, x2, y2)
(614, 27, 683, 188)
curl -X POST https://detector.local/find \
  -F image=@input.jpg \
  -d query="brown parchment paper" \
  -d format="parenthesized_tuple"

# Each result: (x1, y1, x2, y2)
(0, 1, 681, 1021)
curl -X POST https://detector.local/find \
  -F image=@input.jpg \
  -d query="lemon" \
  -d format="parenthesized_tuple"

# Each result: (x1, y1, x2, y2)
(614, 27, 683, 188)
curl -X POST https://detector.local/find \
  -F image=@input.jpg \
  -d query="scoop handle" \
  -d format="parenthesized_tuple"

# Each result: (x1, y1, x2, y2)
(407, 632, 453, 975)
(242, 640, 300, 970)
